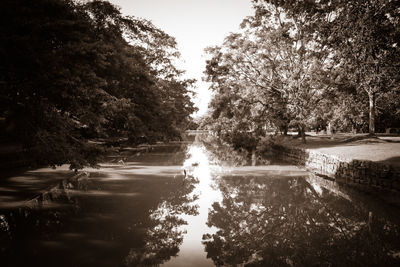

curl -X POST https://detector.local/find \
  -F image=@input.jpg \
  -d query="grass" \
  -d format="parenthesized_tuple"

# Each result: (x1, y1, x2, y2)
(275, 133, 400, 168)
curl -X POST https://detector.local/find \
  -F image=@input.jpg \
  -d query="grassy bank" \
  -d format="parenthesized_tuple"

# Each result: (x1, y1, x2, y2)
(267, 133, 400, 168)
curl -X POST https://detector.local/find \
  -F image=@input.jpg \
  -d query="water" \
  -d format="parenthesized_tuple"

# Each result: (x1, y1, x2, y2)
(1, 140, 400, 266)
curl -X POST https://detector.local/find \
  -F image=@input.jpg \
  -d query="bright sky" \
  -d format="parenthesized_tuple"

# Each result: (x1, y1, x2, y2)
(108, 0, 254, 117)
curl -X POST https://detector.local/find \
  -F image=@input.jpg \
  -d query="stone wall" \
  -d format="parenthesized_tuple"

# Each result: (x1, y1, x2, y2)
(272, 144, 400, 192)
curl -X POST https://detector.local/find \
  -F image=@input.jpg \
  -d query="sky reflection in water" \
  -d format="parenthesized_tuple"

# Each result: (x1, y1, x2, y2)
(0, 141, 400, 266)
(163, 143, 222, 267)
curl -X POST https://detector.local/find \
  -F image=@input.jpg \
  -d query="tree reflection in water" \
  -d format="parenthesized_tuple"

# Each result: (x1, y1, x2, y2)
(124, 174, 199, 266)
(0, 149, 200, 267)
(203, 175, 400, 266)
(199, 134, 249, 166)
(2, 142, 400, 266)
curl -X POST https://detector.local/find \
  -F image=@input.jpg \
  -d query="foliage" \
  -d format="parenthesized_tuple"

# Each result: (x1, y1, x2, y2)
(203, 3, 332, 145)
(198, 134, 250, 166)
(375, 87, 400, 132)
(253, 0, 400, 134)
(0, 0, 196, 169)
(202, 0, 399, 151)
(203, 175, 400, 266)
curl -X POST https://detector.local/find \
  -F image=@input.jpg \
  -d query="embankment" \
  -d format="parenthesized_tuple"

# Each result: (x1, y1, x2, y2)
(271, 144, 400, 194)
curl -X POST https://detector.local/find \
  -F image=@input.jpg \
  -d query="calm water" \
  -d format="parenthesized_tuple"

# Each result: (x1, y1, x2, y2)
(1, 139, 400, 266)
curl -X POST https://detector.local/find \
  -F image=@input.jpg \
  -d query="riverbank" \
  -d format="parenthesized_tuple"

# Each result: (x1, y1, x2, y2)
(0, 142, 187, 208)
(275, 133, 400, 167)
(269, 133, 400, 204)
(2, 134, 400, 207)
(5, 136, 400, 266)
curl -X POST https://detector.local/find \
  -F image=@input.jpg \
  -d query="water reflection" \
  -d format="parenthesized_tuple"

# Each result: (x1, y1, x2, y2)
(162, 143, 222, 266)
(124, 170, 199, 266)
(0, 145, 200, 267)
(1, 141, 400, 266)
(203, 174, 400, 266)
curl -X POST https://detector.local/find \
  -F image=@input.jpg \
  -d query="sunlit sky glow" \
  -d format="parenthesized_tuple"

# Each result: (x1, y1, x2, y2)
(108, 0, 254, 117)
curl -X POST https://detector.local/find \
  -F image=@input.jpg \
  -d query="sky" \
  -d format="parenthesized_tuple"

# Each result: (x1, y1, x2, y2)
(108, 0, 254, 117)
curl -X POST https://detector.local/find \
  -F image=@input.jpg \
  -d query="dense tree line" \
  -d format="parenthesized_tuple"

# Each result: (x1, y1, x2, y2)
(202, 0, 400, 148)
(0, 0, 196, 169)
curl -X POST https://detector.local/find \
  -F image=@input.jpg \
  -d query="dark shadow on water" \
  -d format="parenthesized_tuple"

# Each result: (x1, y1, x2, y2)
(0, 170, 75, 206)
(0, 154, 199, 267)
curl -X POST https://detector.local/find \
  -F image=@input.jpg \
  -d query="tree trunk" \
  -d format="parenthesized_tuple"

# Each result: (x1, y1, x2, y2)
(299, 125, 306, 144)
(283, 125, 288, 136)
(368, 91, 375, 135)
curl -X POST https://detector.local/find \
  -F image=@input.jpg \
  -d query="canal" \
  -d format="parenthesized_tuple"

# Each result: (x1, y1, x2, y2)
(1, 137, 400, 266)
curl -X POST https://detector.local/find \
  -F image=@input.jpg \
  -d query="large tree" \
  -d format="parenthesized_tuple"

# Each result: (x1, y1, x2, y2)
(0, 0, 196, 169)
(253, 0, 400, 134)
(204, 4, 330, 143)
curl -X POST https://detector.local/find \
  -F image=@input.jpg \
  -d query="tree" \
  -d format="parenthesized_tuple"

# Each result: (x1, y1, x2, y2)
(81, 0, 197, 143)
(254, 0, 400, 134)
(1, 0, 111, 168)
(204, 4, 331, 144)
(0, 0, 196, 168)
